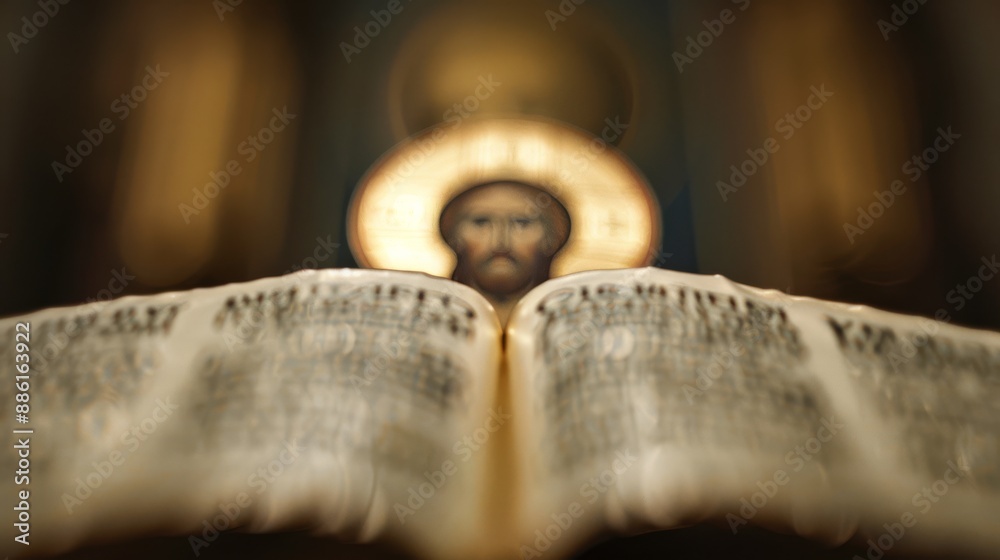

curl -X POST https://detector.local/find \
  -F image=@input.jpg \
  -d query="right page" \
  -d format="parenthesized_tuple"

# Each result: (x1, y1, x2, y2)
(506, 267, 1000, 559)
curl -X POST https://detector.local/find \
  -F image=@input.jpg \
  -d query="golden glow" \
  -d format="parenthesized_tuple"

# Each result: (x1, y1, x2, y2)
(385, 2, 637, 143)
(115, 16, 243, 286)
(746, 1, 930, 287)
(106, 3, 299, 287)
(348, 118, 660, 279)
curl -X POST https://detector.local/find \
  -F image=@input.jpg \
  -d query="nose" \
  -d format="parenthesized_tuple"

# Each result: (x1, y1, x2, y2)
(492, 222, 511, 251)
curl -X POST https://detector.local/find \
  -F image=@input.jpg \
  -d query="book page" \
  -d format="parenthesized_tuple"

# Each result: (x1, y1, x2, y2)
(0, 269, 501, 559)
(506, 267, 1000, 559)
(809, 297, 1000, 551)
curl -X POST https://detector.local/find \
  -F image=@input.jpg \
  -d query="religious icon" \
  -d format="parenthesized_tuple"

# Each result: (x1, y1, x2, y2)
(347, 117, 662, 325)
(439, 181, 570, 323)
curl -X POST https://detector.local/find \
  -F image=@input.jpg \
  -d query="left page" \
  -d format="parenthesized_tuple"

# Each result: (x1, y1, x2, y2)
(0, 268, 501, 559)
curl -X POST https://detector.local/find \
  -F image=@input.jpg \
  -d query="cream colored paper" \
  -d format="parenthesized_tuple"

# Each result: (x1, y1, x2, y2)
(0, 269, 499, 558)
(507, 267, 1000, 558)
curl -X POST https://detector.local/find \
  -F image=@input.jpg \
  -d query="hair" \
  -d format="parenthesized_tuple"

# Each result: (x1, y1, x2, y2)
(439, 180, 571, 257)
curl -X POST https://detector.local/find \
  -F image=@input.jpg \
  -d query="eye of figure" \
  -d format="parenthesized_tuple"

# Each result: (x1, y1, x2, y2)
(470, 216, 491, 227)
(512, 217, 534, 228)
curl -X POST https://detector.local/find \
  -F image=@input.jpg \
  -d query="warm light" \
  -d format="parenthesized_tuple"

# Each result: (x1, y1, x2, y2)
(348, 118, 660, 279)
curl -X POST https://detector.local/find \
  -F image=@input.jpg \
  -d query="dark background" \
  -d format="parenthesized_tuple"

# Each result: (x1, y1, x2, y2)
(2, 0, 999, 330)
(1, 0, 998, 558)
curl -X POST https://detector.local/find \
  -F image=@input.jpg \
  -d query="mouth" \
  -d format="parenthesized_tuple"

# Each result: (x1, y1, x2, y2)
(483, 254, 517, 268)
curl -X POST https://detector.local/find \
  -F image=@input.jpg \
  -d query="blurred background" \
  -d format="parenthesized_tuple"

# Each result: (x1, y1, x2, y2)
(2, 1, 999, 558)
(2, 0, 1000, 331)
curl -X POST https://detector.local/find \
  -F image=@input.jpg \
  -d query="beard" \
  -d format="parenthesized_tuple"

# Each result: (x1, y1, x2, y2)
(476, 255, 527, 294)
(453, 252, 551, 299)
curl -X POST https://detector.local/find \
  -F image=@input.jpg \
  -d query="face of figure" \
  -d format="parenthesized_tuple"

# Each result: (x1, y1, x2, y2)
(442, 182, 569, 300)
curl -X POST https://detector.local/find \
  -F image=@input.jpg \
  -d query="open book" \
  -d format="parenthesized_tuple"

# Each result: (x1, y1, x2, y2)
(2, 267, 998, 558)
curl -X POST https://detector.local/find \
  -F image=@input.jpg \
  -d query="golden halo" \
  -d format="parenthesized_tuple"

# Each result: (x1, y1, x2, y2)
(347, 117, 660, 279)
